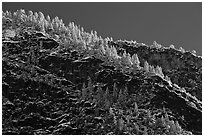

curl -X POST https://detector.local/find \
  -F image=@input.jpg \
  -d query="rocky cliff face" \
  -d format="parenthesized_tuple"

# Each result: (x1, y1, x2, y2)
(2, 30, 202, 135)
(109, 41, 202, 101)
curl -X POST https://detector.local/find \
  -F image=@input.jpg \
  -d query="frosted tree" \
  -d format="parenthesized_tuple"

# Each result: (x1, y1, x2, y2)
(191, 50, 197, 55)
(155, 65, 164, 78)
(131, 53, 140, 67)
(36, 12, 45, 32)
(127, 53, 133, 66)
(98, 44, 105, 56)
(38, 12, 45, 21)
(46, 15, 51, 22)
(179, 47, 185, 53)
(104, 45, 111, 58)
(52, 17, 60, 33)
(32, 12, 39, 24)
(120, 51, 133, 67)
(27, 11, 33, 21)
(153, 41, 162, 49)
(164, 75, 171, 82)
(24, 10, 34, 27)
(12, 9, 27, 26)
(149, 65, 155, 73)
(169, 44, 175, 49)
(110, 46, 119, 59)
(144, 61, 149, 72)
(17, 9, 27, 21)
(3, 10, 12, 18)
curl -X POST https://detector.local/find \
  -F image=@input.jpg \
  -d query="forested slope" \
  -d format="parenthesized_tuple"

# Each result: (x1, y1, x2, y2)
(2, 9, 202, 135)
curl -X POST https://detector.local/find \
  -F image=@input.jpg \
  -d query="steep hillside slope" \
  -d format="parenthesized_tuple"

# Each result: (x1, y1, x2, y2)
(109, 40, 202, 101)
(2, 9, 202, 135)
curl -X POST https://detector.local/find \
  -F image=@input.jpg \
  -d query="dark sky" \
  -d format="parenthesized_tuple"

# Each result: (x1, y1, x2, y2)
(3, 2, 202, 55)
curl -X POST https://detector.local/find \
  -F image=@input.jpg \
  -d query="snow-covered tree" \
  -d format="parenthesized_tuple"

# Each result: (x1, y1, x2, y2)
(179, 47, 185, 53)
(191, 50, 197, 55)
(155, 65, 164, 78)
(131, 53, 140, 67)
(149, 65, 155, 73)
(164, 75, 171, 82)
(46, 15, 51, 22)
(120, 51, 132, 67)
(169, 44, 175, 49)
(153, 41, 162, 49)
(144, 61, 149, 72)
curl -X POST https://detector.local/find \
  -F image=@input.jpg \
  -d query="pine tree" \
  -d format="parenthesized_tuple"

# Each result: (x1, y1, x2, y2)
(105, 45, 111, 58)
(191, 50, 196, 55)
(46, 15, 51, 22)
(131, 53, 140, 67)
(144, 61, 149, 72)
(164, 75, 171, 82)
(149, 65, 155, 73)
(179, 47, 185, 53)
(38, 12, 45, 21)
(155, 65, 164, 78)
(120, 51, 132, 67)
(110, 46, 119, 59)
(34, 12, 39, 21)
(27, 10, 33, 22)
(99, 44, 105, 55)
(126, 53, 133, 66)
(169, 44, 175, 49)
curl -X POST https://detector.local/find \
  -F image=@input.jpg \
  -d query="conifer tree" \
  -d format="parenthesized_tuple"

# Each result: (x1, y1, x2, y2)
(149, 65, 155, 73)
(38, 12, 45, 21)
(37, 12, 45, 32)
(110, 46, 119, 59)
(34, 12, 39, 21)
(191, 50, 196, 55)
(155, 65, 164, 78)
(164, 75, 171, 82)
(131, 53, 140, 67)
(46, 15, 51, 22)
(120, 51, 132, 67)
(98, 44, 105, 56)
(126, 53, 133, 66)
(179, 47, 185, 53)
(105, 44, 111, 58)
(27, 11, 33, 22)
(144, 61, 149, 72)
(169, 44, 175, 49)
(153, 41, 162, 48)
(112, 83, 118, 103)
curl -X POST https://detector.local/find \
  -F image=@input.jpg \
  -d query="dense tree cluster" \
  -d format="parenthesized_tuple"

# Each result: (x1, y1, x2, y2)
(3, 9, 173, 84)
